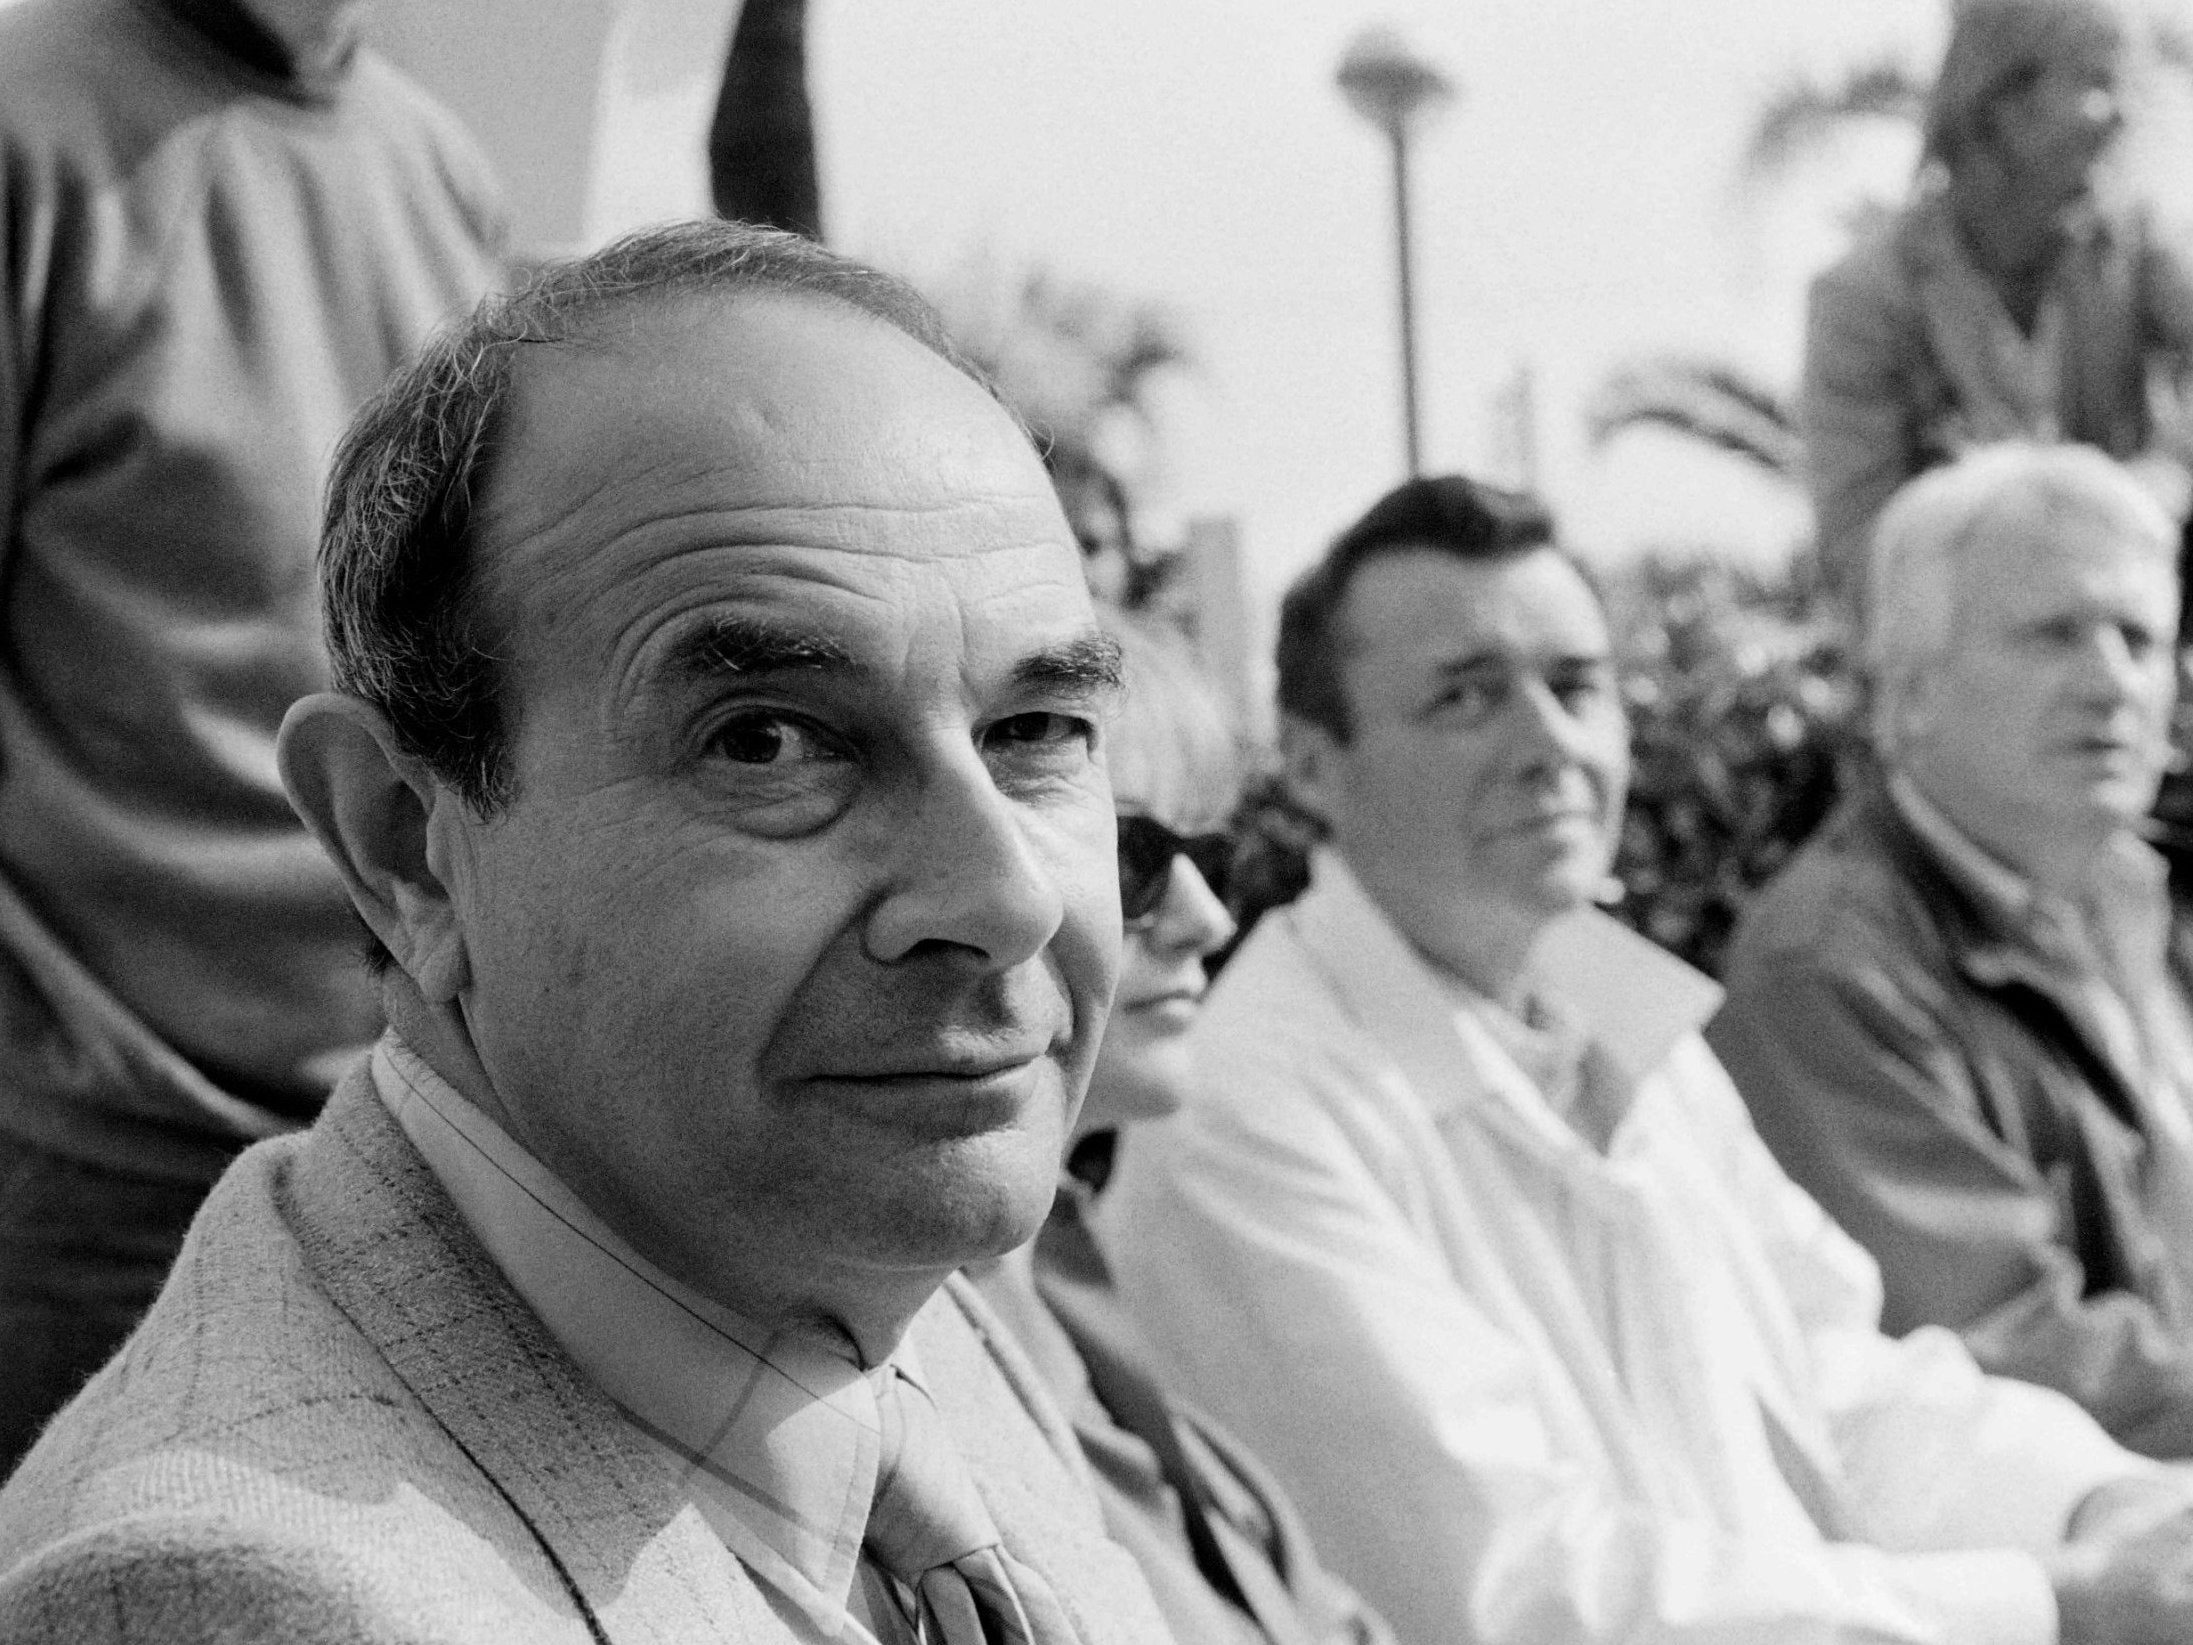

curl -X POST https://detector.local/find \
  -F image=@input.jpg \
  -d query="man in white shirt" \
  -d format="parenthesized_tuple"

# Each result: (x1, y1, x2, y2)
(0, 221, 1173, 1645)
(1098, 471, 2193, 1645)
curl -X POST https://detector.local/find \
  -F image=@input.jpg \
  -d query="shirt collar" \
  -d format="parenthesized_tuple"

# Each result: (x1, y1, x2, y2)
(1888, 771, 2173, 983)
(369, 1035, 901, 1615)
(1295, 849, 1720, 1129)
(1888, 772, 2038, 926)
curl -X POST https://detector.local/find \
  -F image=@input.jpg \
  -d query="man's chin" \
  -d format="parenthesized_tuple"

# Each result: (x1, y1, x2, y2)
(2070, 774, 2164, 828)
(1522, 853, 1612, 916)
(855, 1127, 1064, 1270)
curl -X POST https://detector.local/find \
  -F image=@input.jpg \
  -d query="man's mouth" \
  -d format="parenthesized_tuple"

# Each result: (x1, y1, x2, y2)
(793, 1055, 1060, 1135)
(1125, 983, 1203, 1011)
(821, 1045, 1052, 1083)
(1496, 807, 1599, 836)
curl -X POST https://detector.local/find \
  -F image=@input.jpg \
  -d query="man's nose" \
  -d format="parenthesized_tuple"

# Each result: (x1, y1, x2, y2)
(862, 748, 1070, 969)
(1512, 678, 1596, 765)
(2075, 625, 2152, 703)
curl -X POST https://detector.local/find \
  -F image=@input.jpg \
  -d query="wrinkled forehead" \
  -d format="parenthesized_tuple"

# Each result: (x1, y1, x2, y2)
(1940, 488, 2179, 649)
(473, 290, 1076, 650)
(486, 291, 1021, 532)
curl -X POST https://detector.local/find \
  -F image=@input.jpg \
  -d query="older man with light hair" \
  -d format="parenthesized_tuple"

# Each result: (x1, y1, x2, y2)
(1714, 441, 2193, 1462)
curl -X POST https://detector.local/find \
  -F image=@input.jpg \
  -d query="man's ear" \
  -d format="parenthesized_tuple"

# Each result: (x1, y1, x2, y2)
(277, 694, 471, 1003)
(1278, 713, 1343, 833)
(1874, 663, 1936, 762)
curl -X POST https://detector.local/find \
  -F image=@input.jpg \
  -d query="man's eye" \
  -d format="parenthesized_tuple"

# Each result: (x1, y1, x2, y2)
(980, 711, 1099, 790)
(1430, 678, 1503, 724)
(705, 712, 845, 767)
(984, 711, 1096, 752)
(1550, 664, 1614, 712)
(695, 711, 858, 835)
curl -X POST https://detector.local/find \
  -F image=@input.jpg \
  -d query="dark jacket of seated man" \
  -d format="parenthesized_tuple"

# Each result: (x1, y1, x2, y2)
(1712, 434, 2193, 1463)
(1712, 771, 2193, 1459)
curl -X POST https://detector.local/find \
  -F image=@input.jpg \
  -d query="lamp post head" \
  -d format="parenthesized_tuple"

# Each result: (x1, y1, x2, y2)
(1336, 25, 1456, 138)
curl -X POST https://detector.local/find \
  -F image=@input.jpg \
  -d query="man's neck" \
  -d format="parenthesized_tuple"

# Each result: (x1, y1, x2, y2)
(1343, 852, 1539, 1013)
(1945, 166, 2076, 310)
(234, 0, 364, 78)
(1898, 766, 2125, 907)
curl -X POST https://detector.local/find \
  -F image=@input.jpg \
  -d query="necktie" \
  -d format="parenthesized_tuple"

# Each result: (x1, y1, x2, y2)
(865, 1368, 1078, 1645)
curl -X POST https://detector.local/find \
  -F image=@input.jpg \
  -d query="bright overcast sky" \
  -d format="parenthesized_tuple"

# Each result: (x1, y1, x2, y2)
(37, 0, 2193, 613)
(809, 0, 1955, 599)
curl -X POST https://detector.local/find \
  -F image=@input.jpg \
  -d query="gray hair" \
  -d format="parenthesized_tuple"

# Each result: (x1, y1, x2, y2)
(1866, 442, 2177, 750)
(1923, 0, 2135, 170)
(320, 219, 994, 816)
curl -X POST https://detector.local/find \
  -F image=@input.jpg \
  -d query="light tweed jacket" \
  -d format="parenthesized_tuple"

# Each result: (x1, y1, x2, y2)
(0, 1065, 1177, 1645)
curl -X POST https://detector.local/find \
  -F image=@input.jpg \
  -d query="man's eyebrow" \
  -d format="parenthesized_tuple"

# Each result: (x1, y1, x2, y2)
(666, 616, 858, 685)
(1013, 631, 1125, 695)
(1434, 644, 1611, 676)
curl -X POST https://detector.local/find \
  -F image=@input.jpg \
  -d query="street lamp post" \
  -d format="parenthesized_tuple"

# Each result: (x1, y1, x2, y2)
(1336, 27, 1454, 477)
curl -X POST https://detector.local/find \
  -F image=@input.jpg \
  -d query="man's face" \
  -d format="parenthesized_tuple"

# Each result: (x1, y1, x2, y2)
(433, 294, 1121, 1332)
(1991, 16, 2127, 212)
(1904, 500, 2178, 870)
(1293, 547, 1629, 975)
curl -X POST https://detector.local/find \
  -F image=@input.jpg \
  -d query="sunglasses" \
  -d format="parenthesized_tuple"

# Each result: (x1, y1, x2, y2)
(1117, 814, 1234, 927)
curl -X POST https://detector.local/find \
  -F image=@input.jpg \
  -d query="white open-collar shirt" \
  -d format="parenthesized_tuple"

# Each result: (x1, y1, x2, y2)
(1098, 851, 2147, 1645)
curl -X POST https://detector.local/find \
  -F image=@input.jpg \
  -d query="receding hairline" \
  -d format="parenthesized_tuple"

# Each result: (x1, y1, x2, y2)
(466, 283, 1051, 663)
(486, 281, 1013, 466)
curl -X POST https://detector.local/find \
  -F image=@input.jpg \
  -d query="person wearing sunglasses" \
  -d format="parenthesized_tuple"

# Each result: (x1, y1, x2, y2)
(967, 613, 1391, 1645)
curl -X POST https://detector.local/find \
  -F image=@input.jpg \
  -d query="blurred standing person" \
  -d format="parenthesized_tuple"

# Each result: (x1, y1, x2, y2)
(0, 0, 504, 1469)
(1802, 0, 2193, 611)
(969, 616, 1391, 1645)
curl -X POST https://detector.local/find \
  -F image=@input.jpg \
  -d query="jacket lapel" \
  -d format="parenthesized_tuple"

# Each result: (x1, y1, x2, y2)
(284, 1067, 801, 1645)
(1866, 789, 2151, 1132)
(1955, 941, 2147, 1130)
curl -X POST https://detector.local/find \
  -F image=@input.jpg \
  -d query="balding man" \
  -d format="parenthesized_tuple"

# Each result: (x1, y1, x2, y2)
(0, 222, 1176, 1645)
(1713, 443, 2193, 1460)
